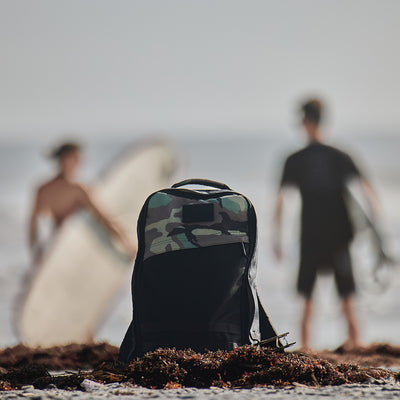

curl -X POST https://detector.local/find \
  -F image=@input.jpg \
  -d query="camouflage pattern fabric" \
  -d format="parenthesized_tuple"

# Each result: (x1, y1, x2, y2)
(144, 192, 249, 260)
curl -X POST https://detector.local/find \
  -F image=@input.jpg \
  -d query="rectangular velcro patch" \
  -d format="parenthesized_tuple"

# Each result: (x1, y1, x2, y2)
(182, 203, 214, 223)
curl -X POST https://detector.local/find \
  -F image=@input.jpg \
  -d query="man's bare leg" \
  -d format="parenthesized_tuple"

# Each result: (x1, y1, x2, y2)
(341, 296, 361, 350)
(301, 297, 313, 351)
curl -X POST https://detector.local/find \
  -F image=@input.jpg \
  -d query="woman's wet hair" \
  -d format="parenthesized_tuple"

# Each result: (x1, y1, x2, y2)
(301, 99, 323, 125)
(49, 142, 81, 160)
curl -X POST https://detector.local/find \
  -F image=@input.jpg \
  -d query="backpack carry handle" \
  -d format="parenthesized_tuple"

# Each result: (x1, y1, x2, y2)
(172, 179, 231, 190)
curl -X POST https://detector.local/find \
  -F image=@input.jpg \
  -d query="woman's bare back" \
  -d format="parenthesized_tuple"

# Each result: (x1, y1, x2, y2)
(35, 176, 87, 226)
(30, 175, 136, 259)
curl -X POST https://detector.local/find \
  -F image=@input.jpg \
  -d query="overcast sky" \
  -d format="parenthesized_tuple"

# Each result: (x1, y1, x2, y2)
(1, 0, 399, 142)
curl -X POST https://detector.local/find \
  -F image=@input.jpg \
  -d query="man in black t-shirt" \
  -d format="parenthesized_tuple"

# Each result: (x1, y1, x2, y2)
(273, 99, 378, 350)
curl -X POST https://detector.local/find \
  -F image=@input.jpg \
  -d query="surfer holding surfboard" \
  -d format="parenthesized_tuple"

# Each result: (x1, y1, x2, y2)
(29, 142, 137, 263)
(273, 99, 380, 351)
(17, 139, 177, 346)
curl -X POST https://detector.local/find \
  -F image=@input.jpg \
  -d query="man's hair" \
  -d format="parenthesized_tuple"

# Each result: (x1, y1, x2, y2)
(301, 99, 323, 125)
(49, 142, 81, 160)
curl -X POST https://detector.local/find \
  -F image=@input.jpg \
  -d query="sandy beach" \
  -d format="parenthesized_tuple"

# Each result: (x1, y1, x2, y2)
(1, 139, 399, 400)
(2, 0, 400, 397)
(1, 343, 400, 399)
(1, 382, 400, 400)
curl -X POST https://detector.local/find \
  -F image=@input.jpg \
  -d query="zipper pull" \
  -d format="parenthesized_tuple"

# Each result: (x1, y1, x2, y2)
(241, 242, 247, 257)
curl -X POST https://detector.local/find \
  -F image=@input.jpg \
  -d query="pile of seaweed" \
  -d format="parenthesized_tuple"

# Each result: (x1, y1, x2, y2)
(0, 342, 119, 370)
(1, 346, 398, 391)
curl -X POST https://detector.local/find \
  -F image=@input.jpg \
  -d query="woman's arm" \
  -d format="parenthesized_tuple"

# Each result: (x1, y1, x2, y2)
(29, 189, 42, 263)
(77, 185, 137, 259)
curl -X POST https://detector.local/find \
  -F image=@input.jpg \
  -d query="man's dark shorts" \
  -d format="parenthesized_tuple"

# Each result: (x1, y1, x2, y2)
(297, 246, 356, 298)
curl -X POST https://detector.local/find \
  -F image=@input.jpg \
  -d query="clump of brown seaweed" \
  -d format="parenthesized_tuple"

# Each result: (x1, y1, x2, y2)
(0, 345, 398, 391)
(118, 346, 397, 388)
(314, 342, 400, 367)
(0, 342, 119, 370)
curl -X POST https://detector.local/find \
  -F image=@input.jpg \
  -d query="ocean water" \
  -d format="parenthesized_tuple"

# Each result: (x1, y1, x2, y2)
(0, 134, 399, 350)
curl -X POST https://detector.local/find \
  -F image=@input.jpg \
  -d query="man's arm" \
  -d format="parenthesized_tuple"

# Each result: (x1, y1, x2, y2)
(360, 178, 380, 220)
(342, 152, 380, 219)
(78, 185, 137, 259)
(273, 155, 296, 261)
(272, 189, 284, 261)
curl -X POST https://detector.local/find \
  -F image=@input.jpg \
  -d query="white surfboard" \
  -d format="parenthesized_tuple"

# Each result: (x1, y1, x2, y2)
(15, 140, 179, 347)
(345, 184, 396, 293)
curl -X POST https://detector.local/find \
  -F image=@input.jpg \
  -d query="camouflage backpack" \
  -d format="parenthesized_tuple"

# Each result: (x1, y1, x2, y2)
(119, 179, 282, 362)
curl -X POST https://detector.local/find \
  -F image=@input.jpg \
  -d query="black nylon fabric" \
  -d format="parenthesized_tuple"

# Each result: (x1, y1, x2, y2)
(119, 186, 280, 362)
(139, 244, 244, 333)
